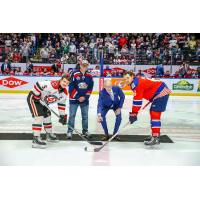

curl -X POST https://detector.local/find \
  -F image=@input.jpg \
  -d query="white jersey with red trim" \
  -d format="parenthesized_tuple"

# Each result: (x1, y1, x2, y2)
(32, 80, 68, 115)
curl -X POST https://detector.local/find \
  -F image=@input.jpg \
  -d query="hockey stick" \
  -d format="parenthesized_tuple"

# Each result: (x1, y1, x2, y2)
(85, 121, 130, 152)
(39, 100, 103, 146)
(85, 100, 152, 152)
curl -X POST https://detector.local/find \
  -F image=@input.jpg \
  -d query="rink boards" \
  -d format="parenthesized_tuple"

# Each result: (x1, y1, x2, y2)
(0, 75, 200, 96)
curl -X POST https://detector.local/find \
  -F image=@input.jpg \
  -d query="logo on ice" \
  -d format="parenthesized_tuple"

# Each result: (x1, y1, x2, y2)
(0, 76, 28, 88)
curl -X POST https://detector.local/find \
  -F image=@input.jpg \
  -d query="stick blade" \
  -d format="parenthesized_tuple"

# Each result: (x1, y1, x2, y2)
(94, 147, 102, 152)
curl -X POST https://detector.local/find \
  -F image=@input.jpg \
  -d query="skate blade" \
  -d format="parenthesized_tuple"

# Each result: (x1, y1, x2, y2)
(32, 144, 47, 149)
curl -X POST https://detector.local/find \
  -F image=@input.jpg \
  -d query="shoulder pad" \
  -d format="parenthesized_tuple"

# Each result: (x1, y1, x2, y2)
(51, 80, 59, 89)
(85, 72, 93, 78)
(73, 71, 82, 78)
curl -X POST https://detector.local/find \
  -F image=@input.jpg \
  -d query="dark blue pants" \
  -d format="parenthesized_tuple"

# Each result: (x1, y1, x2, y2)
(67, 102, 89, 134)
(150, 95, 169, 112)
(100, 108, 122, 135)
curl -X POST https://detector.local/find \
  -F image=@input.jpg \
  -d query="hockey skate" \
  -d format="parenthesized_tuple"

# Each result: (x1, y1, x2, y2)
(47, 133, 59, 142)
(144, 135, 152, 142)
(101, 135, 110, 141)
(82, 131, 91, 139)
(32, 136, 47, 149)
(66, 132, 72, 139)
(144, 136, 160, 146)
(113, 135, 121, 141)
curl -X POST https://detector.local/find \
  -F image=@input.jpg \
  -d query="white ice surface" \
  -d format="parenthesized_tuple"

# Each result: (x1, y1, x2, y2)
(0, 94, 200, 166)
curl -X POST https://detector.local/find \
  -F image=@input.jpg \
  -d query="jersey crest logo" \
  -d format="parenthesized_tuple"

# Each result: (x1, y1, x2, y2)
(45, 95, 58, 104)
(78, 82, 88, 89)
(76, 76, 80, 81)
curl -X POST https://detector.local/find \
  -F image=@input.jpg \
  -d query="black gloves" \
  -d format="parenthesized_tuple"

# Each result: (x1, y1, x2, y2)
(59, 114, 67, 125)
(129, 112, 137, 124)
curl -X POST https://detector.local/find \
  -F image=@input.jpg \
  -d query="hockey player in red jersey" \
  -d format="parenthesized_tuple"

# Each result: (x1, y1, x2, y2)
(123, 71, 171, 146)
(27, 73, 70, 148)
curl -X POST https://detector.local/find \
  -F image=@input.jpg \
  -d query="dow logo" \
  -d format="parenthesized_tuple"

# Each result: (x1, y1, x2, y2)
(0, 76, 28, 88)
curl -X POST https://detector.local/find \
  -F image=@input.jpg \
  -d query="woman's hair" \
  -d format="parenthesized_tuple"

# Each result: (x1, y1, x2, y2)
(123, 70, 135, 77)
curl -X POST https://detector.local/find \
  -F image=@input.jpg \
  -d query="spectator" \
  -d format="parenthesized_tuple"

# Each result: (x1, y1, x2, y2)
(118, 34, 127, 49)
(43, 68, 49, 76)
(112, 71, 118, 77)
(51, 60, 61, 73)
(9, 69, 15, 75)
(69, 42, 76, 55)
(173, 71, 180, 78)
(1, 59, 11, 74)
(75, 56, 82, 70)
(184, 70, 193, 78)
(197, 44, 200, 62)
(197, 67, 200, 77)
(169, 34, 177, 48)
(68, 54, 77, 64)
(163, 70, 171, 78)
(57, 68, 64, 76)
(15, 67, 23, 76)
(12, 49, 22, 62)
(49, 69, 55, 76)
(26, 60, 33, 73)
(40, 46, 49, 63)
(23, 70, 30, 76)
(91, 65, 100, 77)
(155, 63, 164, 77)
(21, 42, 31, 62)
(5, 35, 12, 49)
(61, 54, 69, 64)
(179, 62, 191, 78)
(31, 68, 37, 76)
(136, 70, 145, 77)
(188, 36, 197, 50)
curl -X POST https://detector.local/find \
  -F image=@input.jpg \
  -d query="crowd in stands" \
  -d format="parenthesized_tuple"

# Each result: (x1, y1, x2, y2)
(0, 33, 200, 78)
(0, 33, 200, 65)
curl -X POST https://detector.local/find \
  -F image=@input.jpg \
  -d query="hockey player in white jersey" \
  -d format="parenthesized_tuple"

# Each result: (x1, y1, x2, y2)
(27, 73, 70, 148)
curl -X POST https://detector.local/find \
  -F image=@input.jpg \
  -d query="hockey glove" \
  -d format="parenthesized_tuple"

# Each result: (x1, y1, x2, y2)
(129, 112, 137, 124)
(59, 114, 67, 125)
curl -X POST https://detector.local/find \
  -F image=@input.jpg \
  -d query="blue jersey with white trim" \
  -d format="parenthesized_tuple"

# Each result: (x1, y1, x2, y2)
(69, 70, 94, 104)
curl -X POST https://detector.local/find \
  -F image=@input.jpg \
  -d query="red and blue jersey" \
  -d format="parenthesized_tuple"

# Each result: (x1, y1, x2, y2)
(69, 70, 94, 104)
(130, 77, 171, 114)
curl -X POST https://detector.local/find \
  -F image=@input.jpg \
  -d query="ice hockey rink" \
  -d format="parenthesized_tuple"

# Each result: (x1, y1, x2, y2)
(0, 93, 200, 166)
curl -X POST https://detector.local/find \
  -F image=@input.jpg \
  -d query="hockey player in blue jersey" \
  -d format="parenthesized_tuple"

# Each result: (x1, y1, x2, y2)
(67, 60, 94, 139)
(97, 79, 125, 141)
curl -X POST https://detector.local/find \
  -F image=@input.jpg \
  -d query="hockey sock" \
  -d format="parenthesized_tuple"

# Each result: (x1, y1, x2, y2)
(150, 111, 162, 137)
(32, 116, 43, 137)
(43, 116, 52, 134)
